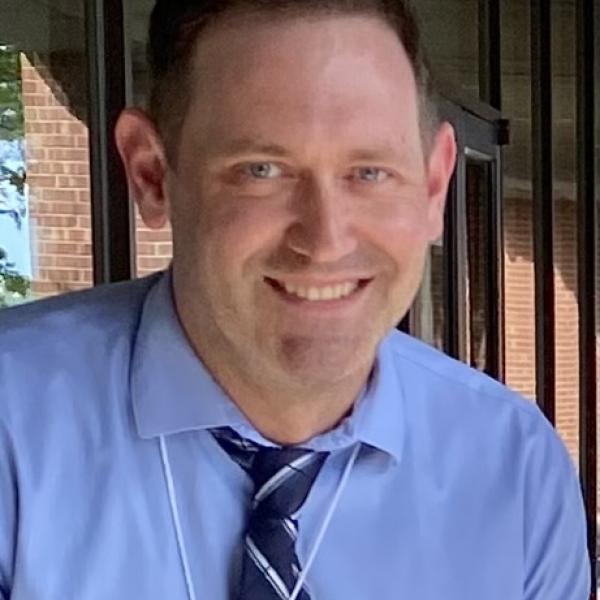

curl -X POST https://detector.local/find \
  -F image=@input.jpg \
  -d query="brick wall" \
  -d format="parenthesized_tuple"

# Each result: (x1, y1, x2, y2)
(553, 198, 580, 467)
(21, 53, 93, 296)
(20, 53, 172, 291)
(135, 210, 172, 277)
(504, 196, 537, 401)
(504, 194, 580, 466)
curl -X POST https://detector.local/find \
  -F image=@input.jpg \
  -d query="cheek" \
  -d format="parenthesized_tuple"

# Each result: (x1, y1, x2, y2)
(199, 196, 290, 276)
(357, 195, 434, 254)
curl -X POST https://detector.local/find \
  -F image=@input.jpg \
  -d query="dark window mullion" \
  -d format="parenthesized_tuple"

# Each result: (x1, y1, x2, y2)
(576, 0, 598, 591)
(487, 154, 505, 381)
(530, 0, 555, 424)
(85, 0, 133, 284)
(444, 165, 461, 360)
(446, 130, 468, 362)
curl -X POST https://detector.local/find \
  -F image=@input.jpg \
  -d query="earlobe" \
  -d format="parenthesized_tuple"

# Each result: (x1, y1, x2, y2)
(426, 122, 457, 240)
(114, 108, 170, 229)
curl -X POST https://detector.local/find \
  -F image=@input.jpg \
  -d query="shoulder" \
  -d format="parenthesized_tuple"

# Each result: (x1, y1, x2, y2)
(0, 273, 162, 410)
(381, 330, 570, 469)
(381, 333, 588, 593)
(0, 273, 160, 355)
(384, 329, 543, 422)
(382, 329, 581, 507)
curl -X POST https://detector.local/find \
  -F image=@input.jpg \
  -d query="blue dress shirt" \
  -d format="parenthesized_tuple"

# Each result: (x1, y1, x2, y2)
(0, 271, 590, 599)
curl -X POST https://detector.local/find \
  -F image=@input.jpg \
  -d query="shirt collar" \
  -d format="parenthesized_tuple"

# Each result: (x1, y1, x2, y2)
(130, 271, 405, 464)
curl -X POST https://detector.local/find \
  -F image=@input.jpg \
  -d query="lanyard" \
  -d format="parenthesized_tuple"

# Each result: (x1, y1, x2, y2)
(159, 435, 360, 600)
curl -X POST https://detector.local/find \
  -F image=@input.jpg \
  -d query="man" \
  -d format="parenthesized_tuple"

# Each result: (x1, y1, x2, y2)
(0, 1, 590, 598)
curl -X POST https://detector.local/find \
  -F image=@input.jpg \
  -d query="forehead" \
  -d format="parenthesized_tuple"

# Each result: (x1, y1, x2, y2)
(181, 13, 422, 156)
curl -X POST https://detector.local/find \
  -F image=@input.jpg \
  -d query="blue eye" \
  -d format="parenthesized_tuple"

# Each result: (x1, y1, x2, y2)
(247, 163, 282, 179)
(356, 167, 388, 183)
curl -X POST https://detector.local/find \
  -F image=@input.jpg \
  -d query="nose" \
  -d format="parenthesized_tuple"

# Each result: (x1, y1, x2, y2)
(285, 177, 358, 264)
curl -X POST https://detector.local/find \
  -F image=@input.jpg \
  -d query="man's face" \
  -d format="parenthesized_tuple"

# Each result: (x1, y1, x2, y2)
(161, 14, 454, 389)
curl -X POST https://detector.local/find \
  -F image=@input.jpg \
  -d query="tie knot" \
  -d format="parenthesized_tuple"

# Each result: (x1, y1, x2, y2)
(211, 427, 328, 518)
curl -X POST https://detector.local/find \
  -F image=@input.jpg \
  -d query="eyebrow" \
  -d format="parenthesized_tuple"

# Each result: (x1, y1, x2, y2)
(211, 138, 404, 163)
(345, 147, 401, 162)
(212, 138, 291, 159)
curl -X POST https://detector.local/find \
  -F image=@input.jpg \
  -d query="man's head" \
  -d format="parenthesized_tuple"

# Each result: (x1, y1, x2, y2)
(146, 0, 439, 164)
(115, 0, 456, 413)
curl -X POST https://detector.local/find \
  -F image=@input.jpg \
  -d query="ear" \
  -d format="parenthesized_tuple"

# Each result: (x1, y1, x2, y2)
(115, 108, 170, 229)
(425, 122, 457, 241)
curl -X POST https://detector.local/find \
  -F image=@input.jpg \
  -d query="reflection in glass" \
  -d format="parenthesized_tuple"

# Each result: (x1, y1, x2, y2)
(501, 0, 536, 402)
(414, 0, 480, 100)
(466, 160, 491, 373)
(126, 0, 173, 277)
(550, 0, 580, 472)
(0, 2, 92, 307)
(411, 239, 444, 352)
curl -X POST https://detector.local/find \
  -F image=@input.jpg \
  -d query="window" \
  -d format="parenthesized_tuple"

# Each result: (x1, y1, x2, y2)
(0, 1, 92, 308)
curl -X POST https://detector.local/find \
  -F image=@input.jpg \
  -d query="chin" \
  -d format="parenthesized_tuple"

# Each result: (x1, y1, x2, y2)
(275, 335, 374, 385)
(283, 363, 360, 390)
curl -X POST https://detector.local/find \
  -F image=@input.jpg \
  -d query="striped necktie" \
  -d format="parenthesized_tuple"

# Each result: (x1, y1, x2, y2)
(211, 427, 328, 600)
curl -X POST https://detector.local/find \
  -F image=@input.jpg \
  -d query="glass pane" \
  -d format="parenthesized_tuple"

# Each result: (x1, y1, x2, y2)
(411, 240, 445, 351)
(551, 0, 579, 469)
(414, 0, 480, 100)
(466, 159, 491, 373)
(126, 1, 173, 277)
(135, 211, 172, 277)
(501, 0, 536, 402)
(0, 2, 92, 308)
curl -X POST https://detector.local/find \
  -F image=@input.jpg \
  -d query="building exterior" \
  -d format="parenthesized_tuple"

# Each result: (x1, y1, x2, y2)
(1, 0, 599, 594)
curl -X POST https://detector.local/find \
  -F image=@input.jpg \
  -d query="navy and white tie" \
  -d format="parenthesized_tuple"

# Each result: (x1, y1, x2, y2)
(211, 427, 328, 600)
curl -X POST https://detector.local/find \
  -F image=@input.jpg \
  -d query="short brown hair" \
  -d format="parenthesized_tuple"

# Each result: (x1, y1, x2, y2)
(147, 0, 437, 161)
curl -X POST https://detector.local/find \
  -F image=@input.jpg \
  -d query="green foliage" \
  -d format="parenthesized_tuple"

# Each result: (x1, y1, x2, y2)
(0, 45, 24, 140)
(0, 246, 31, 308)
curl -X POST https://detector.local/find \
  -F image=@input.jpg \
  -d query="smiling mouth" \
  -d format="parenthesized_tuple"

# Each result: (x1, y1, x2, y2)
(265, 277, 372, 302)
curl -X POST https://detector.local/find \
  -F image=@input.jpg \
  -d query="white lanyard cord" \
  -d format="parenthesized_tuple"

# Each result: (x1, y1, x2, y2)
(160, 435, 361, 600)
(160, 436, 198, 600)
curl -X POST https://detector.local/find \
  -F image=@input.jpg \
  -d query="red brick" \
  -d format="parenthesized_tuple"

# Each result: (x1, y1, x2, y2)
(56, 176, 90, 189)
(39, 242, 81, 255)
(138, 256, 171, 271)
(27, 174, 58, 188)
(32, 215, 78, 228)
(137, 243, 157, 256)
(36, 255, 56, 268)
(46, 148, 89, 162)
(37, 268, 82, 282)
(26, 147, 47, 160)
(156, 244, 173, 257)
(66, 229, 91, 242)
(76, 190, 91, 203)
(137, 229, 172, 243)
(36, 107, 72, 121)
(57, 256, 93, 269)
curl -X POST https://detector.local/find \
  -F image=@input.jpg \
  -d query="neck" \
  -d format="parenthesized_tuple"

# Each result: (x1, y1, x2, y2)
(192, 336, 373, 446)
(220, 369, 370, 446)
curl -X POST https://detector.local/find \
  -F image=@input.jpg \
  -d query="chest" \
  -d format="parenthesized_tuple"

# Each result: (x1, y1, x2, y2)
(10, 438, 524, 600)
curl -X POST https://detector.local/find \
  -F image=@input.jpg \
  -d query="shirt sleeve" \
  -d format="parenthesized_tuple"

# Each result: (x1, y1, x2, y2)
(0, 417, 17, 599)
(523, 418, 591, 599)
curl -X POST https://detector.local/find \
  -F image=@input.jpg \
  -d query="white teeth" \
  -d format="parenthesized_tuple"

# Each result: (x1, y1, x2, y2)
(321, 287, 335, 301)
(281, 281, 359, 301)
